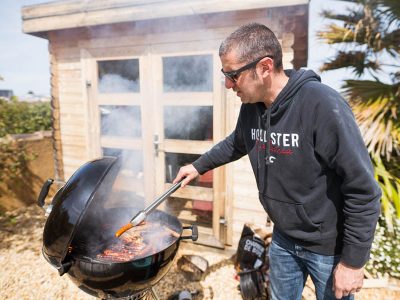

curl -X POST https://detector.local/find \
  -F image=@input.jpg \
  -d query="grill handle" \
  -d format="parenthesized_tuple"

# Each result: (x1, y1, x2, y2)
(37, 178, 54, 207)
(58, 260, 73, 276)
(180, 225, 198, 241)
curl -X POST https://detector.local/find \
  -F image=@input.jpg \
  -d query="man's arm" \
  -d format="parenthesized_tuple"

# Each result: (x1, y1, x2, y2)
(307, 86, 381, 296)
(312, 90, 381, 268)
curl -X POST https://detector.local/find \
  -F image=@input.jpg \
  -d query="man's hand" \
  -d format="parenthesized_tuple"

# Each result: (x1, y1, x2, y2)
(173, 164, 199, 187)
(333, 261, 364, 299)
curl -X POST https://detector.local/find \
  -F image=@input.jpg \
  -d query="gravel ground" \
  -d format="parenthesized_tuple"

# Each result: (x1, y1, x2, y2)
(1, 205, 399, 300)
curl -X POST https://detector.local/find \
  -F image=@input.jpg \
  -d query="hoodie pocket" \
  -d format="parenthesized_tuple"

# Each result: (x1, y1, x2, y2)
(260, 194, 322, 241)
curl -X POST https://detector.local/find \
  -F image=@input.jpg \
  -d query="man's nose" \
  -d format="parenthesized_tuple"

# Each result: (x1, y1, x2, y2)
(224, 77, 235, 89)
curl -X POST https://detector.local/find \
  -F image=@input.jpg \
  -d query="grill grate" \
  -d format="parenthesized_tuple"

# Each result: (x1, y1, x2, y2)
(101, 287, 159, 300)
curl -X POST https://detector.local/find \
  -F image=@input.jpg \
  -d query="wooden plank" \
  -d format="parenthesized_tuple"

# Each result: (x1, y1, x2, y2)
(59, 112, 85, 122)
(59, 93, 85, 102)
(61, 134, 87, 146)
(58, 103, 87, 114)
(58, 79, 83, 88)
(233, 174, 257, 187)
(58, 69, 82, 80)
(162, 93, 213, 106)
(57, 61, 82, 71)
(234, 198, 264, 212)
(61, 144, 88, 154)
(83, 50, 103, 159)
(163, 139, 214, 155)
(22, 0, 307, 19)
(22, 0, 168, 19)
(82, 45, 147, 59)
(97, 93, 143, 106)
(22, 1, 308, 33)
(60, 124, 86, 136)
(51, 44, 81, 55)
(210, 55, 225, 243)
(100, 136, 143, 150)
(165, 183, 213, 201)
(60, 127, 87, 138)
(233, 183, 259, 196)
(58, 84, 84, 94)
(80, 29, 222, 50)
(233, 208, 267, 223)
(177, 210, 211, 224)
(363, 278, 389, 288)
(60, 150, 87, 160)
(62, 157, 87, 168)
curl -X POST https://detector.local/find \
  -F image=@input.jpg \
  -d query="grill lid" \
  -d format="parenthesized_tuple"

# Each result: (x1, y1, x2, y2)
(42, 156, 120, 271)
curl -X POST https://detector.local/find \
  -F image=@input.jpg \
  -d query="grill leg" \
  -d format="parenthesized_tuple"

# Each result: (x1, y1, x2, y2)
(149, 287, 159, 300)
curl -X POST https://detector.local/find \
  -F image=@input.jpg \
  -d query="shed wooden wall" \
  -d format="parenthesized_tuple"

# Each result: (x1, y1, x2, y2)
(48, 5, 308, 246)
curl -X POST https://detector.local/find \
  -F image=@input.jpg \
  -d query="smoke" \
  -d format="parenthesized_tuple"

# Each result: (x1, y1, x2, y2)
(98, 74, 139, 93)
(163, 55, 213, 92)
(100, 105, 142, 138)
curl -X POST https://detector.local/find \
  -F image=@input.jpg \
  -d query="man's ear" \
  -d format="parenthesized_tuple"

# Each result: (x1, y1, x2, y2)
(260, 57, 273, 79)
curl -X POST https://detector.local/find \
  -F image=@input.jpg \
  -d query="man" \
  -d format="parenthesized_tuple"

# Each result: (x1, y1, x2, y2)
(173, 23, 381, 300)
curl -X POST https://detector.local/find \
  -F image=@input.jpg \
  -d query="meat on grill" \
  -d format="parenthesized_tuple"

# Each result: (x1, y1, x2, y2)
(96, 222, 180, 262)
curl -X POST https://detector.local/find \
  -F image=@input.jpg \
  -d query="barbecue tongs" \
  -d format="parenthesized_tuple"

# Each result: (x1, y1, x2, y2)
(115, 179, 183, 237)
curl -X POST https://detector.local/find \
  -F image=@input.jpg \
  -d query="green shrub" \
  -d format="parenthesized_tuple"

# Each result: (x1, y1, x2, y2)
(366, 217, 400, 278)
(0, 97, 51, 137)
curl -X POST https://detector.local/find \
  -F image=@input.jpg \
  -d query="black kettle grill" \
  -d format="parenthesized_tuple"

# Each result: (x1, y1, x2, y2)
(37, 156, 198, 299)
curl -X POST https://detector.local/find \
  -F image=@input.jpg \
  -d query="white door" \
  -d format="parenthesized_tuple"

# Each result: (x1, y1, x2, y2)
(150, 46, 226, 248)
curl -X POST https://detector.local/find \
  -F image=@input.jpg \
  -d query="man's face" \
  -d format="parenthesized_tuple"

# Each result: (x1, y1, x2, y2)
(220, 50, 265, 104)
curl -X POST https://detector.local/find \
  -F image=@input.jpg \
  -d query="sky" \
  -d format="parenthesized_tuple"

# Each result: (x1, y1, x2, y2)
(0, 0, 351, 98)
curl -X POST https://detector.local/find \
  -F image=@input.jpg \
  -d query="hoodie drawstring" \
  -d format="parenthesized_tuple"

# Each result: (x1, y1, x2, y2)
(264, 108, 272, 165)
(257, 113, 262, 170)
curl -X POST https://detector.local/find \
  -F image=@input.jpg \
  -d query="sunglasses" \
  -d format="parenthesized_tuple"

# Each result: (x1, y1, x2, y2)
(221, 55, 274, 83)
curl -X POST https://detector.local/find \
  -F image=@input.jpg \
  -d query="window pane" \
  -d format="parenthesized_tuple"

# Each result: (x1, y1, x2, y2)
(98, 59, 140, 93)
(165, 152, 213, 188)
(163, 55, 213, 92)
(100, 105, 141, 138)
(164, 106, 213, 140)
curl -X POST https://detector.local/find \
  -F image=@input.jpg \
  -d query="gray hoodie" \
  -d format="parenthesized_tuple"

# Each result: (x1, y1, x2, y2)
(193, 69, 381, 268)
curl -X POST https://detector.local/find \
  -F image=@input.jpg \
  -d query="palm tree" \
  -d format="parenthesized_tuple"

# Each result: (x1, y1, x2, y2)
(317, 0, 400, 229)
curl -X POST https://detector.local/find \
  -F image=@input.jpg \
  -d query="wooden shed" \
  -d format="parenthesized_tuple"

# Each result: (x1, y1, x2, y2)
(22, 0, 309, 248)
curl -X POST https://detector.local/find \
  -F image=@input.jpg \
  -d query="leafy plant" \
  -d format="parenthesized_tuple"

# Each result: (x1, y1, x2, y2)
(373, 154, 400, 232)
(0, 97, 52, 137)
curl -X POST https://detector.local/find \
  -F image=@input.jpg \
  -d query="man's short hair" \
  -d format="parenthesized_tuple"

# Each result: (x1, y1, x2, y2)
(219, 23, 283, 71)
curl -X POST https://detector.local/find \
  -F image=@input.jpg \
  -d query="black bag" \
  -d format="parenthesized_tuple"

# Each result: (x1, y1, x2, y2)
(235, 224, 270, 300)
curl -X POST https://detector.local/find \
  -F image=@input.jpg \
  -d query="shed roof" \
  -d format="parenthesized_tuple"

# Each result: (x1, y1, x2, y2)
(22, 0, 309, 35)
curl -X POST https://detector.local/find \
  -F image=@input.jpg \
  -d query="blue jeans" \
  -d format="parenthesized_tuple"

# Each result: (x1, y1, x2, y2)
(269, 230, 354, 300)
